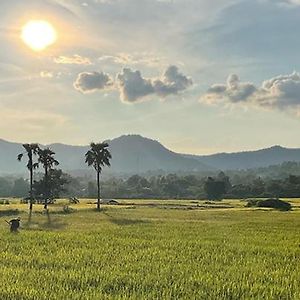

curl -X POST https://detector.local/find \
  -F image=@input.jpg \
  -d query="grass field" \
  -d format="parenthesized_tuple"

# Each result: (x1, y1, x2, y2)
(0, 199, 299, 299)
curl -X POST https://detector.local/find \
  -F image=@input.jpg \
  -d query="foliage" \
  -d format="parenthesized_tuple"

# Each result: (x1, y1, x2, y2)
(87, 181, 97, 198)
(85, 142, 112, 210)
(17, 144, 40, 172)
(11, 178, 29, 198)
(0, 177, 13, 197)
(37, 148, 59, 209)
(204, 177, 227, 200)
(246, 198, 292, 211)
(85, 142, 112, 173)
(17, 144, 40, 210)
(37, 148, 59, 174)
(0, 199, 9, 205)
(33, 169, 69, 199)
(3, 169, 300, 200)
(257, 198, 292, 211)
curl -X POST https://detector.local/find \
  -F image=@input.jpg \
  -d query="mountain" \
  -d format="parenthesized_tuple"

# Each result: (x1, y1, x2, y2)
(0, 139, 27, 174)
(106, 135, 210, 173)
(0, 135, 210, 175)
(1, 135, 300, 175)
(187, 145, 300, 170)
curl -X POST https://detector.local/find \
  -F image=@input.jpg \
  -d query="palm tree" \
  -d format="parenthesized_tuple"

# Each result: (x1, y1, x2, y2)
(17, 144, 40, 212)
(37, 148, 59, 210)
(85, 142, 112, 211)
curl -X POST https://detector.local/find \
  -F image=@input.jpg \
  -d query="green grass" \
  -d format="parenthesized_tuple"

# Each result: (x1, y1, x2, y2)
(0, 199, 299, 299)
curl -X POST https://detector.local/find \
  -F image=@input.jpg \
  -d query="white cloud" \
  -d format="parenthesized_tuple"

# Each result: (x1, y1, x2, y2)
(201, 72, 300, 115)
(40, 71, 54, 78)
(54, 55, 92, 65)
(261, 72, 300, 108)
(74, 71, 113, 93)
(73, 66, 193, 103)
(98, 52, 166, 67)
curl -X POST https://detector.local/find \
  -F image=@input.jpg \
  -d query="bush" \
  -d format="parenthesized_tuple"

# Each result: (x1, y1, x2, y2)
(257, 199, 292, 211)
(0, 199, 10, 205)
(246, 198, 292, 211)
(62, 205, 75, 214)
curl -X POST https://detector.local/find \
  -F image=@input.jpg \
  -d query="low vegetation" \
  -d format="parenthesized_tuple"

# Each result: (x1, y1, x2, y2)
(246, 198, 292, 211)
(3, 170, 300, 201)
(0, 199, 299, 299)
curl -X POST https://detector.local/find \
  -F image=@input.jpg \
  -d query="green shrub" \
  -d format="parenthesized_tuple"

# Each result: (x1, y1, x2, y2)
(246, 198, 292, 211)
(257, 198, 292, 211)
(0, 199, 10, 205)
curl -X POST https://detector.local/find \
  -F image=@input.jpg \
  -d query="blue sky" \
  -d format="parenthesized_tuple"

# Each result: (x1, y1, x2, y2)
(1, 0, 300, 154)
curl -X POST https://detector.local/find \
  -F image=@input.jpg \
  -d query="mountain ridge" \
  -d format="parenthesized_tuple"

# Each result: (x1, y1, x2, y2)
(187, 145, 300, 170)
(0, 135, 210, 174)
(0, 134, 300, 174)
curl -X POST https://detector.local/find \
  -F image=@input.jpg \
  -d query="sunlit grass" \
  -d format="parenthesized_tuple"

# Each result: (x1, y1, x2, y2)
(0, 199, 299, 299)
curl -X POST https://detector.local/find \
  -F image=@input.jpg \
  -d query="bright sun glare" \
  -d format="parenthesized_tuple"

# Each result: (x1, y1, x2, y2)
(21, 20, 57, 51)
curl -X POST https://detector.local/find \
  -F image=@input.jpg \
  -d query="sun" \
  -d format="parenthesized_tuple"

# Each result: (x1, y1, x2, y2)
(21, 20, 57, 51)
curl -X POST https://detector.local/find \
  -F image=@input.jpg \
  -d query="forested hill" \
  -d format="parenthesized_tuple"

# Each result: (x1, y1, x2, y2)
(186, 146, 300, 170)
(0, 135, 210, 174)
(1, 135, 300, 174)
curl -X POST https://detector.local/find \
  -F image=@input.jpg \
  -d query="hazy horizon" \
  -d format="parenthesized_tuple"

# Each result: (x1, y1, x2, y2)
(1, 133, 299, 156)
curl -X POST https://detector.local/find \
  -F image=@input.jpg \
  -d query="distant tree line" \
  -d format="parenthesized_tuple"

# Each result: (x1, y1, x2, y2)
(0, 177, 29, 197)
(97, 172, 300, 199)
(2, 171, 300, 200)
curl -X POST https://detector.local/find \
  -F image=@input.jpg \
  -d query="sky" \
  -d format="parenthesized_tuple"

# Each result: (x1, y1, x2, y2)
(1, 0, 300, 154)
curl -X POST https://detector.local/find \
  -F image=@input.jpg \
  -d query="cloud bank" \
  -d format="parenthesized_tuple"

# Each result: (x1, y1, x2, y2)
(201, 72, 300, 115)
(74, 66, 193, 103)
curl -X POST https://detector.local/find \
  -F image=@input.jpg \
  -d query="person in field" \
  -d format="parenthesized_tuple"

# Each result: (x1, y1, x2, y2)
(7, 217, 21, 232)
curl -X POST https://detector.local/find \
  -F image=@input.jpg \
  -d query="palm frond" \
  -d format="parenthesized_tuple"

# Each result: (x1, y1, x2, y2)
(85, 142, 112, 172)
(33, 163, 39, 170)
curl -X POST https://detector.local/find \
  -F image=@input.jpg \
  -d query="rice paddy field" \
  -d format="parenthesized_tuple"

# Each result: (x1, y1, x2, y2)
(0, 198, 299, 300)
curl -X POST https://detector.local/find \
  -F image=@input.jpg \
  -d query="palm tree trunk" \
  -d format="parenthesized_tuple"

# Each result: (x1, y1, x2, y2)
(29, 167, 33, 211)
(44, 167, 48, 210)
(97, 170, 100, 211)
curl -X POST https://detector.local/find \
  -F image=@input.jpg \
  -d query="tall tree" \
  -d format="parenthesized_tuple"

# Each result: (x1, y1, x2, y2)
(33, 169, 68, 199)
(37, 148, 59, 210)
(17, 144, 40, 211)
(85, 142, 112, 211)
(204, 177, 226, 200)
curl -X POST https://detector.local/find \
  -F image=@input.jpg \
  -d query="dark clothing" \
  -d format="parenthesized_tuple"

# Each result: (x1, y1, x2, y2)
(9, 219, 20, 232)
